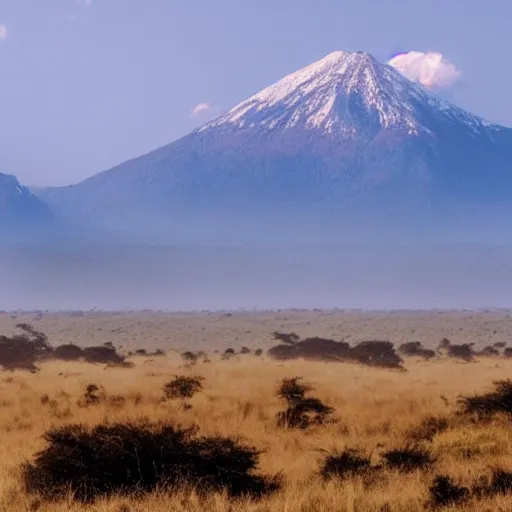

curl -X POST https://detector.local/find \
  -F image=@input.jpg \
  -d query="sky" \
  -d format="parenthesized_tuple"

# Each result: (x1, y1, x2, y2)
(1, 0, 512, 187)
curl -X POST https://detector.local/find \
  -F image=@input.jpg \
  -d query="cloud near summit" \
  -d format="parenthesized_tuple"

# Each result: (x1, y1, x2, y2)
(191, 103, 212, 116)
(387, 51, 461, 89)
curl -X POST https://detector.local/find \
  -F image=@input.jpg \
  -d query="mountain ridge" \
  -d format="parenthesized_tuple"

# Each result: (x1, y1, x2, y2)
(37, 50, 512, 243)
(0, 172, 55, 241)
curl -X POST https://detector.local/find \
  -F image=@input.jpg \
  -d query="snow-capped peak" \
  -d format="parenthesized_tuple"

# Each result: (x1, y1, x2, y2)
(199, 51, 493, 137)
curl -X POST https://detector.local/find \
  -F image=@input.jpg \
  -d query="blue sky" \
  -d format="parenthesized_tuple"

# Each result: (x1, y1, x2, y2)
(1, 0, 511, 186)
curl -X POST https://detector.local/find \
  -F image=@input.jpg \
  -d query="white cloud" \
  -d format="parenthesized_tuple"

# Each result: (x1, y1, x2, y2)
(191, 103, 212, 117)
(387, 51, 461, 89)
(76, 0, 93, 6)
(0, 25, 8, 40)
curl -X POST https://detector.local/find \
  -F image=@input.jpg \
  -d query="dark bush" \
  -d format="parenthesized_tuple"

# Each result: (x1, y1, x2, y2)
(254, 349, 263, 357)
(271, 331, 300, 345)
(277, 377, 311, 404)
(240, 347, 251, 355)
(221, 348, 236, 360)
(267, 344, 296, 360)
(406, 416, 449, 442)
(382, 447, 434, 472)
(320, 449, 371, 480)
(135, 348, 165, 357)
(53, 344, 84, 361)
(163, 376, 204, 400)
(438, 338, 451, 350)
(349, 341, 403, 369)
(399, 341, 423, 356)
(268, 336, 403, 369)
(78, 384, 106, 406)
(504, 348, 512, 359)
(476, 346, 500, 357)
(0, 323, 52, 372)
(23, 421, 280, 502)
(494, 342, 507, 349)
(276, 377, 334, 429)
(83, 345, 125, 365)
(428, 475, 470, 508)
(181, 351, 198, 363)
(447, 344, 474, 361)
(475, 468, 512, 497)
(398, 342, 436, 360)
(277, 398, 335, 429)
(457, 380, 512, 419)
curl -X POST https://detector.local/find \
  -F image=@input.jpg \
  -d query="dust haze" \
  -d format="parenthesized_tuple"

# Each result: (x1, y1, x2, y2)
(1, 244, 511, 311)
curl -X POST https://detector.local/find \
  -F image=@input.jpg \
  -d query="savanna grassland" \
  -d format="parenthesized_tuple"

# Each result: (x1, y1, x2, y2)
(0, 310, 511, 511)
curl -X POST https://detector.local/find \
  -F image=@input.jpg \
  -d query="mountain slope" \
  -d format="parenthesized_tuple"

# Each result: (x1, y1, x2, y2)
(0, 173, 53, 238)
(40, 51, 512, 242)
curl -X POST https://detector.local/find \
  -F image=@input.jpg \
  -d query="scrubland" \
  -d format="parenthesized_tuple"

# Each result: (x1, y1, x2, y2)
(0, 344, 512, 511)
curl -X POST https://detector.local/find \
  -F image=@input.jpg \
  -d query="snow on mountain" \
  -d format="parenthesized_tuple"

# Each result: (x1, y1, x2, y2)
(38, 51, 512, 243)
(200, 51, 493, 137)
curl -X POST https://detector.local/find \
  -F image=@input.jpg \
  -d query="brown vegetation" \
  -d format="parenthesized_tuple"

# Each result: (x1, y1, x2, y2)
(0, 319, 510, 510)
(268, 336, 404, 369)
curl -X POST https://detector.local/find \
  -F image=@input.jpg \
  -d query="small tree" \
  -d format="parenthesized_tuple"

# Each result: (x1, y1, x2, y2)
(163, 376, 204, 400)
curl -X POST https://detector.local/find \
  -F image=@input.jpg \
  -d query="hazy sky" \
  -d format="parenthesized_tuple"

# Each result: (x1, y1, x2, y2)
(1, 0, 511, 186)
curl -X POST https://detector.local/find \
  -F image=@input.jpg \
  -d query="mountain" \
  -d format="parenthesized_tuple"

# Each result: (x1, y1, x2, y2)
(40, 51, 512, 243)
(0, 173, 53, 239)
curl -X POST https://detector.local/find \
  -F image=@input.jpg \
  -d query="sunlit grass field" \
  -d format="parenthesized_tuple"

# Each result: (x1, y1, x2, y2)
(0, 353, 511, 511)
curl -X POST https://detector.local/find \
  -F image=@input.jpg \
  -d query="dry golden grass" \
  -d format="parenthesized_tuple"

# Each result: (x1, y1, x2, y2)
(0, 354, 511, 511)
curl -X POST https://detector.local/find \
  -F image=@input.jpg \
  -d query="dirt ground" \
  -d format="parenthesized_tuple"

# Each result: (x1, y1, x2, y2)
(1, 309, 511, 353)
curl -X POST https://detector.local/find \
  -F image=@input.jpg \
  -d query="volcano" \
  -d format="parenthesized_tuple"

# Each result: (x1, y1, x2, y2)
(39, 51, 512, 243)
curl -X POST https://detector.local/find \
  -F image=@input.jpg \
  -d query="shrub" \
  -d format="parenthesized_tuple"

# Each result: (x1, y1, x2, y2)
(457, 380, 512, 419)
(23, 421, 280, 502)
(181, 351, 198, 363)
(254, 349, 263, 356)
(398, 342, 436, 360)
(78, 384, 106, 407)
(480, 468, 512, 497)
(320, 449, 371, 480)
(447, 344, 474, 361)
(53, 344, 84, 361)
(277, 398, 335, 429)
(163, 376, 204, 400)
(438, 338, 451, 350)
(271, 331, 300, 345)
(277, 377, 311, 404)
(0, 323, 52, 372)
(406, 416, 449, 442)
(349, 341, 404, 369)
(83, 345, 125, 365)
(382, 447, 434, 472)
(477, 345, 500, 357)
(276, 377, 334, 429)
(240, 347, 251, 355)
(221, 348, 236, 360)
(428, 475, 470, 508)
(268, 337, 403, 369)
(504, 348, 512, 358)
